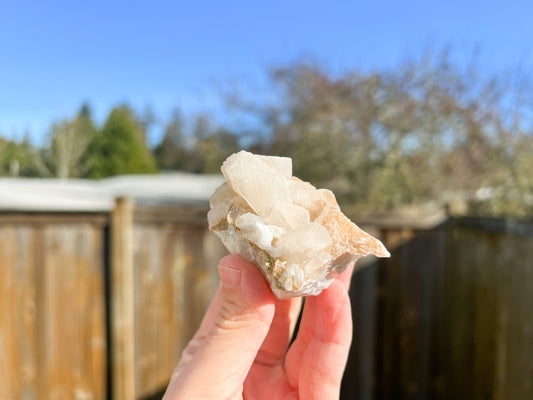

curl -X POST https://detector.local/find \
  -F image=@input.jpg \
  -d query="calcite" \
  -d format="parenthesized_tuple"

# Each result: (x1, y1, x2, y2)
(208, 151, 390, 299)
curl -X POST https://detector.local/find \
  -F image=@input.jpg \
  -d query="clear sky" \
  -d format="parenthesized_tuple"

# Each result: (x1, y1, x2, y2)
(1, 0, 531, 144)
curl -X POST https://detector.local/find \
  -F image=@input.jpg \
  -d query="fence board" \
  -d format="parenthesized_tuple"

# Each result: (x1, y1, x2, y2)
(0, 227, 19, 398)
(133, 224, 225, 399)
(0, 221, 106, 400)
(342, 260, 378, 400)
(134, 224, 167, 396)
(15, 227, 38, 400)
(497, 234, 533, 399)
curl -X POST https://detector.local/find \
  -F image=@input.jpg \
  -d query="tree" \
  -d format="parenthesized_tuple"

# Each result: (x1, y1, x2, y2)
(76, 102, 98, 177)
(87, 105, 158, 178)
(184, 114, 241, 173)
(36, 104, 96, 178)
(236, 53, 532, 215)
(194, 128, 241, 173)
(154, 109, 188, 170)
(0, 134, 39, 177)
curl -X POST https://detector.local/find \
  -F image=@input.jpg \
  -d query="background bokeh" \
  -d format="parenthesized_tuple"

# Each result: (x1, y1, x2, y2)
(1, 1, 533, 217)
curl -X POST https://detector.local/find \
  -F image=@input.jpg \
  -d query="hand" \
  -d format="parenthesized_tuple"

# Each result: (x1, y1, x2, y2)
(163, 254, 354, 400)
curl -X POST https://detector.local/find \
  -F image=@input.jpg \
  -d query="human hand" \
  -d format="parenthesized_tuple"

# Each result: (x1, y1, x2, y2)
(163, 254, 354, 400)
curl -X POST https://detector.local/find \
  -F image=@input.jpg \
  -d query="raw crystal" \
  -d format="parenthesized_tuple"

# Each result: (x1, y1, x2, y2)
(208, 150, 390, 299)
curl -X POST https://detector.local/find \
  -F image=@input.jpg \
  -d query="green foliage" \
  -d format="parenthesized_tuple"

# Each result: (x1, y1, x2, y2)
(36, 114, 96, 178)
(5, 52, 533, 218)
(0, 136, 39, 177)
(154, 110, 188, 170)
(187, 115, 240, 173)
(87, 105, 158, 178)
(153, 113, 242, 174)
(193, 128, 241, 173)
(76, 103, 98, 177)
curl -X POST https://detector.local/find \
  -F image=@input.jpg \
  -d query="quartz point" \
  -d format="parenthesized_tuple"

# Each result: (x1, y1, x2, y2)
(208, 150, 390, 299)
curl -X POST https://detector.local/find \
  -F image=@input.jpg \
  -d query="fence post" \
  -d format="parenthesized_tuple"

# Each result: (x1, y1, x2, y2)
(111, 197, 135, 400)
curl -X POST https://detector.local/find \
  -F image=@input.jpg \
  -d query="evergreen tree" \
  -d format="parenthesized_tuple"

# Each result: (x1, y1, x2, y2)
(76, 103, 98, 177)
(0, 135, 39, 177)
(194, 128, 240, 173)
(188, 115, 241, 173)
(154, 109, 188, 170)
(87, 105, 158, 178)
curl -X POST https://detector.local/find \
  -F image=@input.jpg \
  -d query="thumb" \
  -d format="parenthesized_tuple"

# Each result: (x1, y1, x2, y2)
(171, 255, 276, 398)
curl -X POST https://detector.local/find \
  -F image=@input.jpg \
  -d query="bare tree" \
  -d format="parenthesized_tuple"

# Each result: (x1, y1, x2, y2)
(36, 118, 93, 178)
(232, 50, 533, 215)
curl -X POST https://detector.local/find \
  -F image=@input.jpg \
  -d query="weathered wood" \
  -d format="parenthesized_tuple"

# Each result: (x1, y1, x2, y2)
(183, 228, 212, 342)
(0, 226, 17, 398)
(134, 204, 209, 226)
(341, 259, 378, 400)
(0, 221, 106, 400)
(0, 212, 108, 226)
(444, 229, 477, 399)
(132, 224, 225, 399)
(90, 225, 107, 400)
(427, 230, 447, 400)
(15, 227, 38, 400)
(341, 218, 533, 400)
(111, 198, 136, 400)
(169, 228, 187, 372)
(2, 210, 533, 400)
(134, 224, 167, 396)
(497, 234, 533, 399)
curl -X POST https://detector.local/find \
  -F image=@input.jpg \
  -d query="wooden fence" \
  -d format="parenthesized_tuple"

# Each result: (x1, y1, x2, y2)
(343, 217, 533, 400)
(0, 213, 108, 400)
(1, 202, 532, 400)
(0, 200, 226, 400)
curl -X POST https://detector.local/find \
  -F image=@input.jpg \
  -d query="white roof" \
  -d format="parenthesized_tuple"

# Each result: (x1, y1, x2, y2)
(0, 173, 225, 212)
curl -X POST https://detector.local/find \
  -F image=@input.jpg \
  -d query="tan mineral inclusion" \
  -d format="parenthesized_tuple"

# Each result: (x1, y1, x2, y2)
(208, 151, 390, 299)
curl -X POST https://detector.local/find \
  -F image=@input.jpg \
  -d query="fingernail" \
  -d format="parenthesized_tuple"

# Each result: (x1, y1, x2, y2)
(218, 264, 241, 289)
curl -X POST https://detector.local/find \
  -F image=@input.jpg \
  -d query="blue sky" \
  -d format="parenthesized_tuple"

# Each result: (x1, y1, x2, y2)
(0, 0, 532, 144)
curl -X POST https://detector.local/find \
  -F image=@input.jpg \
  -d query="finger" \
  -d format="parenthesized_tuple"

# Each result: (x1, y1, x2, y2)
(196, 284, 223, 337)
(253, 296, 302, 366)
(299, 279, 353, 400)
(243, 295, 303, 400)
(283, 263, 354, 388)
(178, 284, 223, 365)
(165, 254, 276, 399)
(283, 295, 318, 388)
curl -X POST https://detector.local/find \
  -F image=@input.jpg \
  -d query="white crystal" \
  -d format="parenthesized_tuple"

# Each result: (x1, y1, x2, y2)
(257, 154, 292, 178)
(207, 183, 233, 229)
(265, 203, 310, 229)
(209, 150, 390, 299)
(235, 213, 284, 257)
(275, 223, 332, 255)
(221, 151, 292, 217)
(288, 179, 325, 220)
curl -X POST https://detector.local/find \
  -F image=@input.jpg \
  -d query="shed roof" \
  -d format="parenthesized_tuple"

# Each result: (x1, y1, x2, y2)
(0, 173, 225, 212)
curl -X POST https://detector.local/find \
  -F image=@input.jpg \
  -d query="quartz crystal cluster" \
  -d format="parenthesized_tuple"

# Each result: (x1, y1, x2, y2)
(208, 151, 390, 299)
